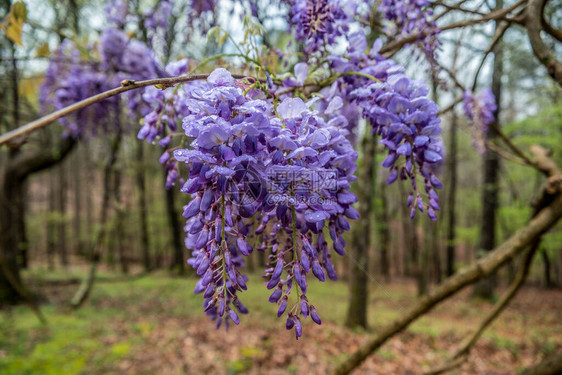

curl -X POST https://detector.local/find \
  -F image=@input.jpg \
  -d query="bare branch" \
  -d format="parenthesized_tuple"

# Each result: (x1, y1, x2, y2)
(381, 0, 528, 56)
(525, 0, 562, 84)
(0, 73, 247, 147)
(471, 20, 511, 91)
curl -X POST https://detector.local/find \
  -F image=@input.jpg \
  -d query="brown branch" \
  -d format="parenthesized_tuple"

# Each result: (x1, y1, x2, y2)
(489, 123, 541, 170)
(380, 0, 528, 56)
(437, 96, 463, 116)
(471, 20, 512, 91)
(424, 244, 539, 375)
(529, 144, 560, 176)
(0, 73, 247, 147)
(330, 146, 562, 375)
(542, 13, 562, 42)
(525, 0, 562, 85)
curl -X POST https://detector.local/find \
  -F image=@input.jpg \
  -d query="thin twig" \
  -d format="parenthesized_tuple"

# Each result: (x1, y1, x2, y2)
(0, 73, 247, 147)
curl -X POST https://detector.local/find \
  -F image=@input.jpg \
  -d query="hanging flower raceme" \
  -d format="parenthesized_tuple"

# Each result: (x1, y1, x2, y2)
(463, 88, 497, 131)
(259, 96, 358, 338)
(174, 69, 275, 329)
(40, 26, 163, 137)
(290, 0, 352, 53)
(352, 73, 443, 221)
(462, 88, 497, 153)
(320, 28, 444, 221)
(379, 0, 441, 62)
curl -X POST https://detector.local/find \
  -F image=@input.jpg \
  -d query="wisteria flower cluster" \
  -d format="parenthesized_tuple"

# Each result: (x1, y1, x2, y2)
(290, 0, 353, 54)
(462, 88, 497, 153)
(39, 0, 448, 338)
(379, 0, 441, 62)
(40, 27, 162, 137)
(160, 68, 359, 336)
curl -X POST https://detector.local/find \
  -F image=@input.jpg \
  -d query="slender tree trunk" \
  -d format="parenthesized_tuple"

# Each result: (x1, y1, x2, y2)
(418, 222, 430, 296)
(474, 0, 503, 299)
(114, 169, 128, 274)
(47, 170, 56, 270)
(446, 110, 458, 277)
(73, 147, 84, 256)
(345, 127, 373, 329)
(165, 180, 184, 273)
(399, 182, 411, 276)
(57, 162, 68, 267)
(541, 248, 553, 288)
(432, 222, 442, 284)
(378, 181, 391, 282)
(136, 142, 151, 271)
(84, 144, 94, 258)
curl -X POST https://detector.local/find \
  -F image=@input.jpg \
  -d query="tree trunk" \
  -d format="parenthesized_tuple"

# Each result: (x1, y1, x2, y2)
(377, 181, 391, 282)
(113, 169, 128, 274)
(0, 137, 75, 305)
(446, 110, 458, 277)
(57, 162, 68, 267)
(344, 127, 373, 329)
(432, 221, 442, 284)
(418, 221, 431, 296)
(84, 144, 94, 259)
(541, 248, 554, 288)
(0, 167, 26, 304)
(136, 142, 151, 272)
(474, 0, 503, 299)
(47, 169, 56, 270)
(73, 147, 84, 256)
(165, 180, 184, 274)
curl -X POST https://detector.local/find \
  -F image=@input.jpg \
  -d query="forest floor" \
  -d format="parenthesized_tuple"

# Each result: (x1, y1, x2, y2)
(0, 266, 560, 375)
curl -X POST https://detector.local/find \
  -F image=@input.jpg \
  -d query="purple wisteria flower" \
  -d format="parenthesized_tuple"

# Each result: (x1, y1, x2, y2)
(463, 88, 497, 153)
(379, 0, 441, 63)
(324, 30, 444, 220)
(290, 0, 350, 53)
(40, 23, 163, 138)
(154, 68, 359, 336)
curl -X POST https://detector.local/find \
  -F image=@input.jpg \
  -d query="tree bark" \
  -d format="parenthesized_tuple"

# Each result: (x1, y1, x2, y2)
(541, 248, 554, 287)
(114, 169, 128, 274)
(344, 126, 373, 329)
(73, 147, 84, 256)
(0, 136, 75, 305)
(445, 110, 458, 277)
(474, 0, 503, 299)
(57, 162, 68, 267)
(47, 168, 56, 270)
(135, 141, 151, 272)
(377, 181, 391, 282)
(165, 179, 184, 273)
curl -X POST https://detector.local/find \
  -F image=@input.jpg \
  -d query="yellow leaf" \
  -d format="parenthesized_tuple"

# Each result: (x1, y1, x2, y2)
(11, 1, 28, 22)
(35, 42, 50, 57)
(6, 15, 23, 46)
